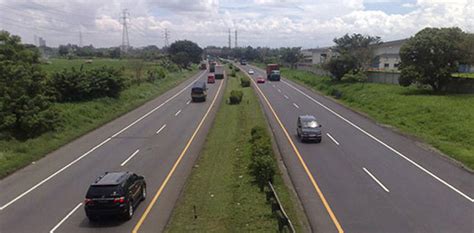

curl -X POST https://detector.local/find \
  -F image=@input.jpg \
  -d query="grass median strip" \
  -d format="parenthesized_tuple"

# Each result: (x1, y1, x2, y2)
(281, 68, 474, 170)
(166, 68, 305, 232)
(0, 59, 197, 178)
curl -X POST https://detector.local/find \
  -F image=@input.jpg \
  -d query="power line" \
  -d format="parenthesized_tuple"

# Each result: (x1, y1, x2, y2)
(120, 9, 130, 53)
(79, 30, 83, 47)
(228, 28, 231, 49)
(164, 28, 170, 47)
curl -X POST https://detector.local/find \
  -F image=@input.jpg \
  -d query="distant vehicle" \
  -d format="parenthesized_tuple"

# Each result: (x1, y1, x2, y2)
(296, 115, 322, 143)
(207, 74, 215, 84)
(248, 69, 255, 75)
(209, 62, 217, 73)
(256, 76, 265, 83)
(240, 59, 247, 65)
(215, 65, 224, 79)
(266, 64, 281, 81)
(191, 81, 207, 102)
(84, 172, 146, 221)
(200, 62, 207, 70)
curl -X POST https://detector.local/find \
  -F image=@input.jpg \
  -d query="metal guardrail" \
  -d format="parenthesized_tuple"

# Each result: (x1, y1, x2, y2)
(267, 182, 296, 233)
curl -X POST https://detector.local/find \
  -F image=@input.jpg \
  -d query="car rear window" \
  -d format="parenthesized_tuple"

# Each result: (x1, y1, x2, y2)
(86, 185, 122, 198)
(192, 87, 204, 94)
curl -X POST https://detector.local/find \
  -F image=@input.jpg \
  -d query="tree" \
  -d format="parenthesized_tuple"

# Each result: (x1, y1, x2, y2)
(168, 40, 203, 68)
(0, 30, 60, 139)
(326, 33, 381, 80)
(281, 47, 302, 68)
(399, 27, 469, 91)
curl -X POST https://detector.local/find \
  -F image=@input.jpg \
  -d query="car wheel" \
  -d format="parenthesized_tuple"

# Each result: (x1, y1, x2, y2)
(141, 186, 147, 201)
(124, 203, 134, 220)
(317, 139, 322, 143)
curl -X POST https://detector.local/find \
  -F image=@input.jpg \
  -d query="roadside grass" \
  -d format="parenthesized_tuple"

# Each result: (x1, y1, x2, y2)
(0, 65, 197, 178)
(280, 68, 474, 170)
(166, 68, 305, 232)
(453, 73, 474, 79)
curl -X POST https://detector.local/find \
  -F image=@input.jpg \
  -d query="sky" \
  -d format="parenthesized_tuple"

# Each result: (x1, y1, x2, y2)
(0, 0, 473, 48)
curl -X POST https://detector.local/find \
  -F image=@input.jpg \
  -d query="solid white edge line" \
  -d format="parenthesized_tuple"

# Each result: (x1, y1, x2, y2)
(281, 79, 473, 202)
(326, 133, 340, 146)
(49, 202, 82, 233)
(363, 167, 390, 193)
(120, 149, 140, 167)
(156, 124, 167, 134)
(0, 71, 206, 211)
(292, 103, 300, 109)
(175, 109, 182, 116)
(0, 137, 111, 210)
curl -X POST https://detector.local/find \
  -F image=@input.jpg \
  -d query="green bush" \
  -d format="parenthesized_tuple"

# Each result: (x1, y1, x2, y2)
(249, 154, 276, 190)
(341, 70, 368, 82)
(147, 66, 167, 82)
(241, 76, 251, 87)
(250, 126, 266, 142)
(234, 67, 240, 72)
(248, 126, 276, 190)
(229, 90, 243, 104)
(50, 66, 126, 102)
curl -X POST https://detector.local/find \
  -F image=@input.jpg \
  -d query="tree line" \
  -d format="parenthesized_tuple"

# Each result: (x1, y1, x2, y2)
(0, 30, 204, 140)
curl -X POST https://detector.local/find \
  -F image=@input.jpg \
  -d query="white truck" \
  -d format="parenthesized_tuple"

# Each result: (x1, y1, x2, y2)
(215, 65, 224, 79)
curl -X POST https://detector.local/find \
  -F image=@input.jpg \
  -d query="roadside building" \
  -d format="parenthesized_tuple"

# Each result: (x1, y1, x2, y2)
(370, 39, 407, 71)
(301, 47, 333, 65)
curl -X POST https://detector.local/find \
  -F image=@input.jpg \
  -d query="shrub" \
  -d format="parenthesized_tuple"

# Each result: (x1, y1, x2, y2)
(147, 66, 167, 82)
(341, 70, 368, 82)
(248, 126, 276, 190)
(249, 154, 276, 190)
(241, 76, 251, 87)
(234, 67, 240, 72)
(50, 66, 126, 102)
(229, 90, 243, 104)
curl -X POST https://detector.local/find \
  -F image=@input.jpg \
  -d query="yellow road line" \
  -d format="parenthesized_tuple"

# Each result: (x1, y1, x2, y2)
(132, 79, 224, 233)
(245, 70, 344, 233)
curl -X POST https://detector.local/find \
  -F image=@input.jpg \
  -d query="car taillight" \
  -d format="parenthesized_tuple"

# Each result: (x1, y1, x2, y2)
(113, 197, 125, 204)
(84, 198, 93, 205)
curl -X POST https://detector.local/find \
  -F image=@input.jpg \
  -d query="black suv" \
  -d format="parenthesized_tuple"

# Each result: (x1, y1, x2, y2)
(84, 172, 146, 221)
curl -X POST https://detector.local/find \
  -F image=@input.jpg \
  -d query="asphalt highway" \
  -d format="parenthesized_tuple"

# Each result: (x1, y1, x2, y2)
(241, 64, 473, 233)
(0, 70, 225, 233)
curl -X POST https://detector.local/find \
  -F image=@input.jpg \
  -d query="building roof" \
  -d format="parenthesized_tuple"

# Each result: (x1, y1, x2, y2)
(372, 38, 408, 48)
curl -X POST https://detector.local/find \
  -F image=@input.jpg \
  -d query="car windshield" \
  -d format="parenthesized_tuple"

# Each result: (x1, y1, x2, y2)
(302, 120, 318, 128)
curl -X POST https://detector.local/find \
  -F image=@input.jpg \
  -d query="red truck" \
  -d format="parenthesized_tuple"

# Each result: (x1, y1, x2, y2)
(266, 64, 281, 81)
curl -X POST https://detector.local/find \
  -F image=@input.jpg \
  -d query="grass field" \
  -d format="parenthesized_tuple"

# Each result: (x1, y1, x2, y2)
(166, 68, 305, 232)
(0, 58, 197, 178)
(280, 68, 474, 170)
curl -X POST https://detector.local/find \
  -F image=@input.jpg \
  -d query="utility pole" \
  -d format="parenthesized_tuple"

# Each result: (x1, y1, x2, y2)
(234, 30, 237, 48)
(164, 28, 170, 47)
(228, 28, 231, 49)
(79, 30, 83, 47)
(120, 9, 130, 53)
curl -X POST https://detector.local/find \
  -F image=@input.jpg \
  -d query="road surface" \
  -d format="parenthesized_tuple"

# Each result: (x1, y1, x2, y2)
(241, 64, 473, 233)
(0, 70, 225, 233)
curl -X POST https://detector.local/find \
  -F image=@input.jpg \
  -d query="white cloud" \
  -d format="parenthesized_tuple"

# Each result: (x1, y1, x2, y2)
(0, 0, 472, 48)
